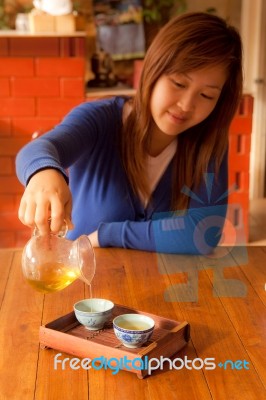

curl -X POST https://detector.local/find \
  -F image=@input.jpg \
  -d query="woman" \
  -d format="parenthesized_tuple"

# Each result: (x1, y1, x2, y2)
(16, 12, 243, 254)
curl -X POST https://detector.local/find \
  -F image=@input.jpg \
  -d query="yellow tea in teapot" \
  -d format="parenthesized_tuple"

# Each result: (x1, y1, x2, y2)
(22, 233, 96, 293)
(25, 262, 79, 293)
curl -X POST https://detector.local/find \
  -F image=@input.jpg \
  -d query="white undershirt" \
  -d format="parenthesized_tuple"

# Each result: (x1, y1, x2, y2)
(139, 139, 177, 207)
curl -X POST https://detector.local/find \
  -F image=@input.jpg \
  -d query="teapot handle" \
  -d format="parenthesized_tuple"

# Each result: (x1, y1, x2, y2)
(33, 218, 68, 238)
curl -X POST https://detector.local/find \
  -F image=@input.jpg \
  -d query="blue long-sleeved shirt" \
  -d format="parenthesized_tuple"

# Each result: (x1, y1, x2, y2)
(16, 96, 228, 254)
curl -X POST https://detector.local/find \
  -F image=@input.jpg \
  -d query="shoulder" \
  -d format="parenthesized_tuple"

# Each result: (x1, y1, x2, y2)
(65, 96, 128, 122)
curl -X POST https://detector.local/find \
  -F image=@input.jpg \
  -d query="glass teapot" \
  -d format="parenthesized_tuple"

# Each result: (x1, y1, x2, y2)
(21, 224, 96, 294)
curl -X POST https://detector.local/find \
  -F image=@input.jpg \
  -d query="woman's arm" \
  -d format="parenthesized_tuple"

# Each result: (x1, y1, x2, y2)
(16, 101, 103, 186)
(15, 100, 116, 234)
(97, 155, 229, 255)
(97, 204, 227, 255)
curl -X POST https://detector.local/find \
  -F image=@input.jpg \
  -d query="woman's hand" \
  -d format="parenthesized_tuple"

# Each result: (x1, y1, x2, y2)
(18, 169, 74, 236)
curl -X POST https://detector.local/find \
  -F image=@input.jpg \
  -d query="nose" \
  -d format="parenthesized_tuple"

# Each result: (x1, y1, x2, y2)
(177, 91, 195, 112)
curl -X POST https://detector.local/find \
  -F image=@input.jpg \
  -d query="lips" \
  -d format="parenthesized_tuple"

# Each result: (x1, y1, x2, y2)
(167, 111, 187, 123)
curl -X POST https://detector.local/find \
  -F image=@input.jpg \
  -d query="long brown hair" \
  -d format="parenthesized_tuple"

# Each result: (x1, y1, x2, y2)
(121, 12, 243, 210)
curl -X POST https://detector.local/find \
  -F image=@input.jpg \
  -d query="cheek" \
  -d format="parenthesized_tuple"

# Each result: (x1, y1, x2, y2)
(151, 90, 171, 118)
(151, 79, 171, 108)
(150, 89, 161, 117)
(197, 101, 217, 122)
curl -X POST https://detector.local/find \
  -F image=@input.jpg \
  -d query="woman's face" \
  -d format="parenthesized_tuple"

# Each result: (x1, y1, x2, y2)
(150, 64, 227, 139)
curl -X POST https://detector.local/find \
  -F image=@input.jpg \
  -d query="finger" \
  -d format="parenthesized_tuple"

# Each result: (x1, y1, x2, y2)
(18, 198, 27, 225)
(21, 198, 37, 228)
(34, 197, 51, 236)
(64, 196, 74, 230)
(49, 194, 65, 234)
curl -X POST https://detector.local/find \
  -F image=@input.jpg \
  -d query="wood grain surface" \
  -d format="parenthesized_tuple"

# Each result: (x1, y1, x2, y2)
(0, 247, 265, 400)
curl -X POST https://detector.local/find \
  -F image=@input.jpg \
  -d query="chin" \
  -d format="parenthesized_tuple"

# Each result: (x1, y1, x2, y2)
(162, 126, 185, 137)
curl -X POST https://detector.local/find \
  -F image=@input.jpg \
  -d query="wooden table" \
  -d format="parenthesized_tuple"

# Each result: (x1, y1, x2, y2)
(0, 246, 265, 400)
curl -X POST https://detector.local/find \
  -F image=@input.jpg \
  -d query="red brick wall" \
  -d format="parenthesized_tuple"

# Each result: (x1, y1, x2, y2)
(0, 36, 86, 248)
(227, 94, 253, 243)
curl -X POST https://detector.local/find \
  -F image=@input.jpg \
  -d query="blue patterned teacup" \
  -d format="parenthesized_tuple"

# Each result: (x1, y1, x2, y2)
(74, 298, 114, 330)
(113, 313, 155, 348)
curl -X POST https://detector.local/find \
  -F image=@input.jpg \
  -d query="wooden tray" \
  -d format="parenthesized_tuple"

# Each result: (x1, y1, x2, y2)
(39, 304, 190, 379)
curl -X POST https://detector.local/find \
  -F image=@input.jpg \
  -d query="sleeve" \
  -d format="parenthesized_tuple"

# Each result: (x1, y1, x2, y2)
(98, 152, 229, 255)
(15, 100, 112, 186)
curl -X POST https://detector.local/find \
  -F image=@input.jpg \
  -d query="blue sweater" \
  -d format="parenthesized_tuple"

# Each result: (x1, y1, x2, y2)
(16, 96, 228, 254)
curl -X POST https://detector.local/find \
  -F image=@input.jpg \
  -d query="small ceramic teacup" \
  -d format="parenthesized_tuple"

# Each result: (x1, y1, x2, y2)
(113, 313, 155, 348)
(74, 298, 114, 330)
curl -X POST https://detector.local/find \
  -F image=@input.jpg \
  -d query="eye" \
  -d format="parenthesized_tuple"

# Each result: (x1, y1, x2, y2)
(201, 93, 215, 100)
(176, 82, 185, 88)
(170, 78, 185, 88)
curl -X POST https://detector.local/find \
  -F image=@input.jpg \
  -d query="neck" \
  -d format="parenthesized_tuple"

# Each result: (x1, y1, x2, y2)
(148, 126, 177, 157)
